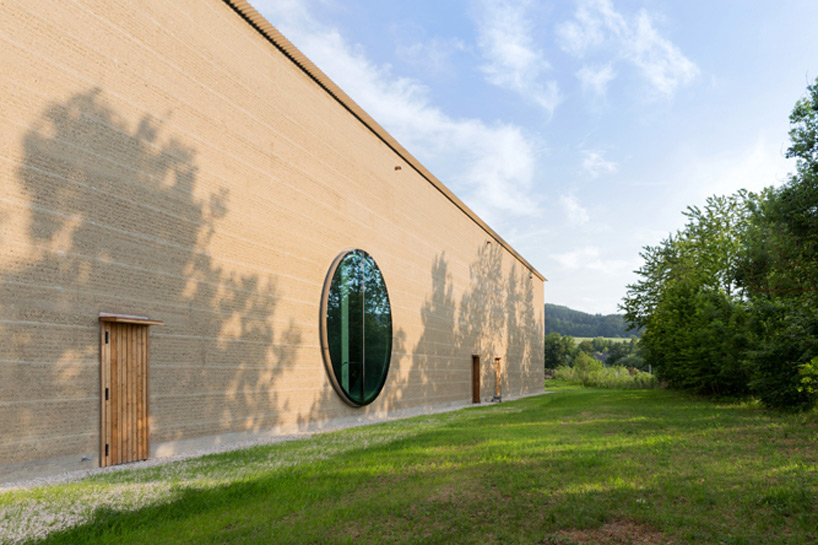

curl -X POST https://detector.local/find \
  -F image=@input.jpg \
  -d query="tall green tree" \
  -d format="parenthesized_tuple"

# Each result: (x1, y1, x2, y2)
(544, 332, 575, 369)
(624, 77, 818, 409)
(622, 193, 754, 396)
(736, 78, 818, 409)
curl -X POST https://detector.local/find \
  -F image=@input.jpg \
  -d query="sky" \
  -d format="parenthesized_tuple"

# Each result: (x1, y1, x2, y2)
(248, 0, 818, 315)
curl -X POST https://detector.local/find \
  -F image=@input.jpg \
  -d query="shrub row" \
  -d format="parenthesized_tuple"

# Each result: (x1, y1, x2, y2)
(554, 352, 658, 390)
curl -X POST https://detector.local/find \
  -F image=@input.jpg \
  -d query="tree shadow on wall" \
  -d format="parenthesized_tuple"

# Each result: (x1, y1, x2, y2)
(377, 243, 542, 411)
(414, 243, 542, 405)
(400, 252, 462, 407)
(503, 261, 540, 396)
(1, 88, 299, 465)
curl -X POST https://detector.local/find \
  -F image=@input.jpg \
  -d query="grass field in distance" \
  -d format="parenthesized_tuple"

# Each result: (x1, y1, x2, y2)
(572, 336, 632, 344)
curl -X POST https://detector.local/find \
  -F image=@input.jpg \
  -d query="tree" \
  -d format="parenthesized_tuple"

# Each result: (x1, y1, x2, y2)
(737, 78, 818, 409)
(623, 77, 818, 409)
(544, 332, 575, 369)
(622, 193, 754, 396)
(607, 337, 636, 366)
(576, 339, 595, 355)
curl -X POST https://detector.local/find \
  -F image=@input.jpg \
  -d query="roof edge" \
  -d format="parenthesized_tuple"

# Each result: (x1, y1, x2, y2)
(221, 0, 546, 282)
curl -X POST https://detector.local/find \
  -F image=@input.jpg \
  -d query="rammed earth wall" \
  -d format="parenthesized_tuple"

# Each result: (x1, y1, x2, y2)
(0, 0, 545, 482)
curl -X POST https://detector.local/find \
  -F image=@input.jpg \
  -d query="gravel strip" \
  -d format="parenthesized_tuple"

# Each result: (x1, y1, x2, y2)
(1, 399, 479, 491)
(1, 432, 306, 492)
(1, 393, 548, 544)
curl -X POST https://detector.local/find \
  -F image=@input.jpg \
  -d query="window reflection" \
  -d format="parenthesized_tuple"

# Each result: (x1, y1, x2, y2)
(324, 250, 392, 406)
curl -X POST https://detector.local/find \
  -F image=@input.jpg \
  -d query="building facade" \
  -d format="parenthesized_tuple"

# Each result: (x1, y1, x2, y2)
(0, 0, 545, 482)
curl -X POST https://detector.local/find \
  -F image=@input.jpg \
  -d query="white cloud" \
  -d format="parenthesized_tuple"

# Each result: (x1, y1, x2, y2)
(559, 194, 590, 226)
(557, 0, 624, 56)
(395, 37, 467, 76)
(628, 11, 698, 95)
(633, 134, 793, 247)
(552, 246, 597, 269)
(550, 246, 631, 275)
(248, 0, 544, 223)
(557, 0, 698, 97)
(473, 0, 561, 114)
(576, 64, 616, 99)
(250, 0, 316, 31)
(685, 134, 792, 200)
(582, 150, 618, 178)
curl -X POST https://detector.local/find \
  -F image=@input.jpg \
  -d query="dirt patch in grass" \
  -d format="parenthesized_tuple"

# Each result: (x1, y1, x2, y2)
(554, 519, 672, 544)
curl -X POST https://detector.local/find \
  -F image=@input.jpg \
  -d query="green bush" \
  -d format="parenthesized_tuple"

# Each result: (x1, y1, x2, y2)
(616, 353, 647, 371)
(571, 351, 603, 384)
(554, 354, 658, 390)
(747, 299, 818, 410)
(799, 357, 818, 395)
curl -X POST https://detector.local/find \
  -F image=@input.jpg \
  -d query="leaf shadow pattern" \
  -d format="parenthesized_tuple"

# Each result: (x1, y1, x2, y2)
(295, 243, 542, 430)
(0, 88, 299, 470)
(375, 244, 543, 412)
(455, 243, 543, 401)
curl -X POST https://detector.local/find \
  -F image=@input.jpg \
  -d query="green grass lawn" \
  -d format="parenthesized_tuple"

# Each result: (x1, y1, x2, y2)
(3, 383, 817, 545)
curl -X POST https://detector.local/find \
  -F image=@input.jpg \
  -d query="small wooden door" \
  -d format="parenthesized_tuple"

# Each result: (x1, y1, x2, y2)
(493, 357, 502, 401)
(471, 355, 480, 403)
(99, 314, 162, 467)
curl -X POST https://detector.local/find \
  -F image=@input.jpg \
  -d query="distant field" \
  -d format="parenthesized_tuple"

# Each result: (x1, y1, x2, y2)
(572, 336, 631, 343)
(3, 384, 816, 544)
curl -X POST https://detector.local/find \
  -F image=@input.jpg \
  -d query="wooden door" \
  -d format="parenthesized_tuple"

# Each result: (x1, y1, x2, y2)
(471, 355, 480, 403)
(494, 357, 502, 401)
(99, 315, 161, 467)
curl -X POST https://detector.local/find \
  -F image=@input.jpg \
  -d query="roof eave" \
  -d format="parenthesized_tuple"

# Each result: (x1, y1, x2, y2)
(221, 0, 546, 282)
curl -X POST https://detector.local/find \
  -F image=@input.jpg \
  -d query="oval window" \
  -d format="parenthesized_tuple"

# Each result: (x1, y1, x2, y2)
(321, 250, 392, 407)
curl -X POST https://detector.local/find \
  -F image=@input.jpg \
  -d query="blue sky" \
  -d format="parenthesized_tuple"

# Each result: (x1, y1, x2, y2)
(248, 0, 818, 315)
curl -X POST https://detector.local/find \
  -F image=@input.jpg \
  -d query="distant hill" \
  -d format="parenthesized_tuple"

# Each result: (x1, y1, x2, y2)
(545, 303, 637, 338)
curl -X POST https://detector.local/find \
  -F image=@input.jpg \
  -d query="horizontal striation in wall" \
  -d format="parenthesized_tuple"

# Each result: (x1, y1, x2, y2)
(0, 0, 544, 479)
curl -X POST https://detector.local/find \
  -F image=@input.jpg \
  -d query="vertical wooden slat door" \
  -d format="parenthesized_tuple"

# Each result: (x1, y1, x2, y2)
(493, 357, 502, 401)
(471, 355, 481, 403)
(100, 321, 152, 467)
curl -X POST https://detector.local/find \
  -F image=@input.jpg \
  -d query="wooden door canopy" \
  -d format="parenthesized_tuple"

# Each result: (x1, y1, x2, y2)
(99, 313, 162, 468)
(99, 313, 164, 325)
